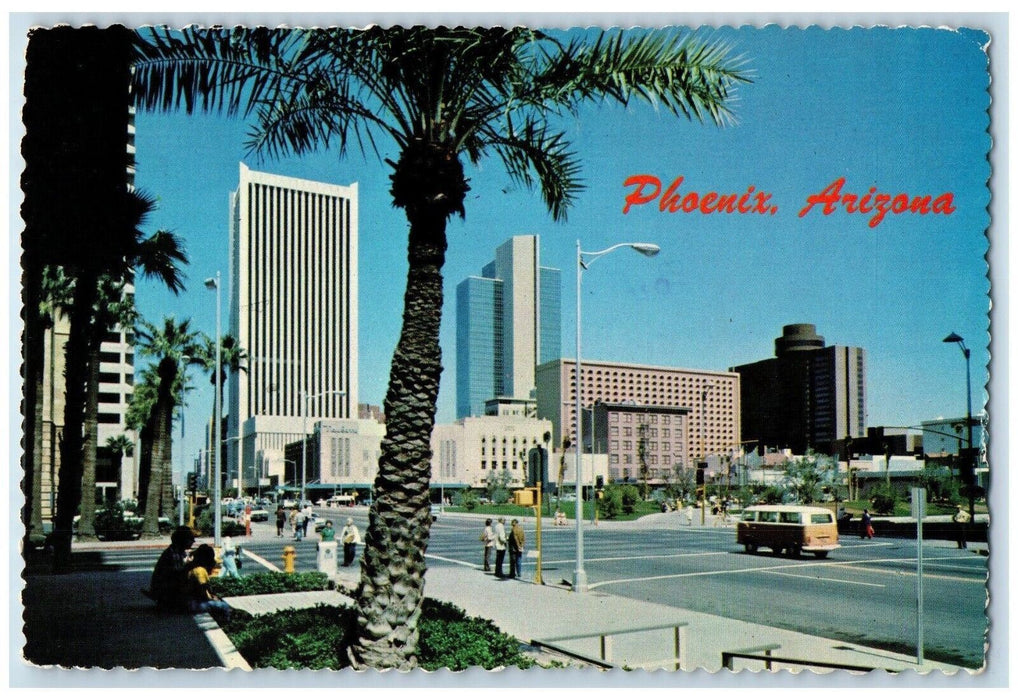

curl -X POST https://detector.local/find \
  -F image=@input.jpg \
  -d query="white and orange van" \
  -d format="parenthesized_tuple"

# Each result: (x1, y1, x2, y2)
(736, 505, 840, 558)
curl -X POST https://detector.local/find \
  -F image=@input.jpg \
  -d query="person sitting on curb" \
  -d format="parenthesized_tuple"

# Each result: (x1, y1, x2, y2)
(185, 544, 231, 622)
(142, 525, 195, 612)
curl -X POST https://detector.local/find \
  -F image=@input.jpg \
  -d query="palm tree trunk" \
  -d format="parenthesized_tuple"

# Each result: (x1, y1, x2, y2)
(75, 328, 102, 539)
(53, 272, 99, 571)
(349, 209, 447, 670)
(143, 359, 176, 537)
(136, 422, 154, 514)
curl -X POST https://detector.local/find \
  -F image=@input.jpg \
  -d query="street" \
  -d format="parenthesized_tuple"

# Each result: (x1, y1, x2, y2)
(99, 508, 988, 669)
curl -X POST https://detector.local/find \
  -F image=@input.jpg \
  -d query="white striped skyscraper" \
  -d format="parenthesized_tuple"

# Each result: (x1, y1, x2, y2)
(227, 164, 358, 488)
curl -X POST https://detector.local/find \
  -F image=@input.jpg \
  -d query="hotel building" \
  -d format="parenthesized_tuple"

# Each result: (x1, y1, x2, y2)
(535, 358, 741, 472)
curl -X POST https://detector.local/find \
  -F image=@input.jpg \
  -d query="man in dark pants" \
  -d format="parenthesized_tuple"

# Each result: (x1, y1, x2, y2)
(508, 518, 525, 579)
(494, 517, 507, 578)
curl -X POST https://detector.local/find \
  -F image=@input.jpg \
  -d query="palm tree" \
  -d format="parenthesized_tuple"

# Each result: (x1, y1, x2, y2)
(135, 317, 202, 537)
(105, 433, 136, 496)
(126, 369, 158, 515)
(77, 278, 140, 539)
(131, 25, 749, 668)
(197, 332, 248, 489)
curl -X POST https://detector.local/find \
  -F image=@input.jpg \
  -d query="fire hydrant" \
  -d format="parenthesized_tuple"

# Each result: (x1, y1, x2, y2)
(282, 545, 296, 573)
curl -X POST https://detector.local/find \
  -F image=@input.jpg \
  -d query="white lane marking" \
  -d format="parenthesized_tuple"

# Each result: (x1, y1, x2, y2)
(829, 557, 986, 584)
(587, 553, 986, 590)
(425, 553, 481, 569)
(761, 569, 886, 588)
(542, 551, 719, 566)
(240, 548, 281, 572)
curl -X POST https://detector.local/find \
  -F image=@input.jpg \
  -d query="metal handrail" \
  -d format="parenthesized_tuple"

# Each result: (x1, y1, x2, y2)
(722, 647, 895, 673)
(536, 621, 688, 670)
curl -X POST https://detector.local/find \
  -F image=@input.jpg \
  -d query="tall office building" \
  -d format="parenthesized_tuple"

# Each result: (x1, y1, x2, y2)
(456, 235, 561, 418)
(227, 164, 358, 490)
(731, 323, 866, 455)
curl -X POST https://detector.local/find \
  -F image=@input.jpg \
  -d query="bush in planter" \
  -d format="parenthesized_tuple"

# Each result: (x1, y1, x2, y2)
(218, 598, 532, 670)
(417, 599, 534, 670)
(210, 570, 333, 598)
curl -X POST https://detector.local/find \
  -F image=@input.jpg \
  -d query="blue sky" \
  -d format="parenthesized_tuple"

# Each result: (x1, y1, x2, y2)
(125, 25, 991, 471)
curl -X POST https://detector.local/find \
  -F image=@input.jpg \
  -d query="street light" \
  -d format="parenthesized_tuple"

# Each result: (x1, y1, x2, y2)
(943, 332, 975, 518)
(301, 389, 346, 505)
(574, 240, 660, 592)
(204, 272, 222, 547)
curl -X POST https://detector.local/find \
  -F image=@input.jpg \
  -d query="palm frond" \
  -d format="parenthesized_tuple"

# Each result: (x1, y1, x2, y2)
(486, 120, 584, 222)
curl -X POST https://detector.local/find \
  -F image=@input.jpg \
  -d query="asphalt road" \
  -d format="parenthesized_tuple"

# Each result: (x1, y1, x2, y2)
(423, 513, 987, 668)
(110, 509, 988, 668)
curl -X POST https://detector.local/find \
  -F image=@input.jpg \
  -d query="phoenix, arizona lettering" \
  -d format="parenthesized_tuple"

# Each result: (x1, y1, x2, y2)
(798, 177, 957, 228)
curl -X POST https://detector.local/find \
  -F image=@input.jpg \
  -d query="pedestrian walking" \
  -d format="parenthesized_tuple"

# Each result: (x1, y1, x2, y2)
(275, 505, 286, 537)
(340, 517, 361, 566)
(480, 519, 495, 572)
(685, 503, 694, 526)
(494, 517, 508, 578)
(219, 536, 242, 578)
(302, 503, 314, 537)
(294, 509, 305, 542)
(953, 504, 971, 548)
(509, 519, 525, 579)
(860, 509, 874, 539)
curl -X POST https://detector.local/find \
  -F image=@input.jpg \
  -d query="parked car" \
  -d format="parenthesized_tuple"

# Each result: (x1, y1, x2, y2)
(247, 506, 269, 522)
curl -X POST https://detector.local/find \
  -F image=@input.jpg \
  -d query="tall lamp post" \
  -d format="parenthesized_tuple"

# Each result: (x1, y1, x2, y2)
(575, 240, 660, 592)
(301, 389, 346, 505)
(943, 332, 975, 518)
(204, 272, 223, 547)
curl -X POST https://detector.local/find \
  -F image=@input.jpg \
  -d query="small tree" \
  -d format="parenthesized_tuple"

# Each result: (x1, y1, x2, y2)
(781, 451, 836, 505)
(599, 484, 623, 520)
(485, 470, 514, 505)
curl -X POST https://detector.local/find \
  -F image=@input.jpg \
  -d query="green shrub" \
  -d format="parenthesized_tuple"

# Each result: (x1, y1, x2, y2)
(869, 483, 898, 515)
(223, 604, 353, 670)
(195, 507, 246, 538)
(417, 599, 534, 671)
(218, 598, 532, 670)
(458, 490, 480, 511)
(620, 485, 640, 514)
(94, 499, 143, 541)
(210, 570, 332, 598)
(599, 485, 623, 519)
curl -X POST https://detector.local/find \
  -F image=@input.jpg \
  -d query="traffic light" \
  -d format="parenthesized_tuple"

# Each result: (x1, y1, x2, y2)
(595, 475, 604, 489)
(696, 462, 707, 486)
(186, 471, 197, 493)
(527, 447, 549, 489)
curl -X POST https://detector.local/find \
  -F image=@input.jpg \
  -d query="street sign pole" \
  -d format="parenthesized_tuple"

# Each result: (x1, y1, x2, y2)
(911, 487, 926, 666)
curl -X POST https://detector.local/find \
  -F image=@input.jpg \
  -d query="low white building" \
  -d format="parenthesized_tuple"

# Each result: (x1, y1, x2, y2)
(283, 418, 385, 498)
(431, 414, 554, 489)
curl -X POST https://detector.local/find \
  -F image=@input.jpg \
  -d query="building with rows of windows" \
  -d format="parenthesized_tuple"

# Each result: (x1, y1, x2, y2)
(535, 358, 741, 475)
